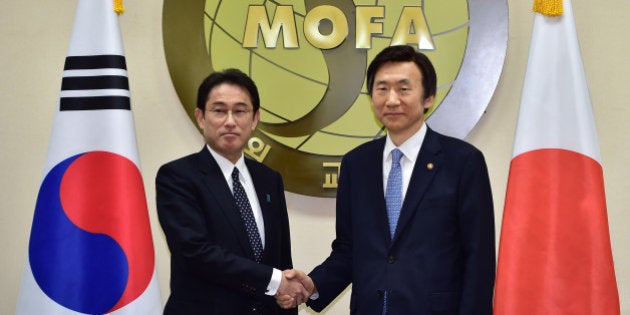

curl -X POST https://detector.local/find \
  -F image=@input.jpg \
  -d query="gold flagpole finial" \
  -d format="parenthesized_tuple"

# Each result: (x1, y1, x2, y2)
(114, 0, 125, 15)
(533, 0, 563, 16)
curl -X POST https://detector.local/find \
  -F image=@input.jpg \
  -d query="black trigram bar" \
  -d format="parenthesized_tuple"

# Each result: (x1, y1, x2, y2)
(61, 76, 129, 90)
(60, 96, 130, 111)
(64, 55, 126, 70)
(60, 55, 130, 111)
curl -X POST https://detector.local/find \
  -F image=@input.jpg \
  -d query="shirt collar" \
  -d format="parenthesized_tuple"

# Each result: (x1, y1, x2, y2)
(383, 122, 428, 163)
(205, 145, 247, 182)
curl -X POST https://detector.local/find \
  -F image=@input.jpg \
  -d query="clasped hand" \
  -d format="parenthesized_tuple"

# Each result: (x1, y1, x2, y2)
(275, 269, 315, 309)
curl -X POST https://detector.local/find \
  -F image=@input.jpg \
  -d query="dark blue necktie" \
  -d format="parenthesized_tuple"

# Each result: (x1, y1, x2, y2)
(232, 167, 263, 263)
(383, 148, 403, 315)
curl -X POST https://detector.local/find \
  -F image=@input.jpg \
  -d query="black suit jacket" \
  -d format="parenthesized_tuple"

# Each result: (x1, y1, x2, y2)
(156, 147, 296, 315)
(308, 128, 495, 314)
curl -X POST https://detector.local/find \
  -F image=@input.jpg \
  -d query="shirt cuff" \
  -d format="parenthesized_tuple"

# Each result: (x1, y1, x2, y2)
(265, 268, 282, 296)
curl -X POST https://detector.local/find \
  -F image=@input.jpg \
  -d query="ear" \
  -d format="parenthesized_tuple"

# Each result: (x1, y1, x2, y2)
(251, 110, 260, 131)
(194, 108, 205, 129)
(422, 95, 435, 110)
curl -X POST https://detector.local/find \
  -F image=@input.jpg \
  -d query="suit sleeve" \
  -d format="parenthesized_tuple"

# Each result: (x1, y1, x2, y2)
(155, 163, 273, 296)
(272, 170, 299, 315)
(457, 149, 496, 315)
(275, 171, 294, 271)
(307, 156, 354, 311)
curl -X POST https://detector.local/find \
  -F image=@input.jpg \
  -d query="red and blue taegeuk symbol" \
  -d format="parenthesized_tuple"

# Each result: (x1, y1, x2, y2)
(29, 151, 154, 314)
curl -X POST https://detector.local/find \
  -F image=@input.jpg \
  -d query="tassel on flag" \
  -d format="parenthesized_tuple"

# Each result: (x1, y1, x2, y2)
(494, 0, 620, 314)
(16, 0, 162, 314)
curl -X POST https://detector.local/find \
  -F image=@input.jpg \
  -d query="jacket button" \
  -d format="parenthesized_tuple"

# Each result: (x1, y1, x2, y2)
(388, 255, 395, 264)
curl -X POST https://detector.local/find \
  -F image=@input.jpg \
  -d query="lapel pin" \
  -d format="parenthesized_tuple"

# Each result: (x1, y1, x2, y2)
(266, 194, 271, 202)
(427, 163, 434, 170)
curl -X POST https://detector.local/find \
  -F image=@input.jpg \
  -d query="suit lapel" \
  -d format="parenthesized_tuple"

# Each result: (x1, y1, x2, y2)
(392, 128, 441, 244)
(196, 148, 256, 259)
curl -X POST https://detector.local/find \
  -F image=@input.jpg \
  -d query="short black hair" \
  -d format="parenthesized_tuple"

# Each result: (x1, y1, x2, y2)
(196, 68, 260, 112)
(366, 45, 437, 101)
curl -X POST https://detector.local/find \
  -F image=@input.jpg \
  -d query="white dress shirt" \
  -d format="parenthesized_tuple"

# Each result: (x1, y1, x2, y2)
(206, 145, 282, 295)
(382, 123, 428, 200)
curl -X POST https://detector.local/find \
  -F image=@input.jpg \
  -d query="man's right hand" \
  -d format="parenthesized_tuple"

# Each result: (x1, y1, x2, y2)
(275, 269, 316, 309)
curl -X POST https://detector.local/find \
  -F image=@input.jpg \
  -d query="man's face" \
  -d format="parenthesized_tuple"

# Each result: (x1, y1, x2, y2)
(371, 61, 434, 145)
(195, 83, 260, 163)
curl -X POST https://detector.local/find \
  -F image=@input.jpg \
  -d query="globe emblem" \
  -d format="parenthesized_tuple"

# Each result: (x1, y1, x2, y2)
(163, 0, 507, 197)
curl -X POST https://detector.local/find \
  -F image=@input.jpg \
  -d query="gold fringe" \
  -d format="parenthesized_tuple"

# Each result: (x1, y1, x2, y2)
(114, 0, 125, 15)
(533, 0, 563, 16)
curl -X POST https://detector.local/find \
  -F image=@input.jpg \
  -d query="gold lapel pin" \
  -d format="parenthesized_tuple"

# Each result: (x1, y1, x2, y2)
(427, 163, 434, 170)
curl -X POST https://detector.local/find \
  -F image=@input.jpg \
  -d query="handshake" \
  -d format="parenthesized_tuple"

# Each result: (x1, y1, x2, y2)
(275, 269, 316, 309)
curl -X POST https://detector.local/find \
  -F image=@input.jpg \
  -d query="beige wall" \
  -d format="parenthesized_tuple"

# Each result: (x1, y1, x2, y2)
(1, 0, 628, 314)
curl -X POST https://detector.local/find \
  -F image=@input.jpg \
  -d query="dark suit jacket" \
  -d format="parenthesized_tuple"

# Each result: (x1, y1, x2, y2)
(156, 147, 296, 315)
(308, 128, 495, 314)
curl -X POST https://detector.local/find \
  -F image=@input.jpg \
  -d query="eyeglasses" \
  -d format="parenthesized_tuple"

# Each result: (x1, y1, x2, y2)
(206, 108, 253, 120)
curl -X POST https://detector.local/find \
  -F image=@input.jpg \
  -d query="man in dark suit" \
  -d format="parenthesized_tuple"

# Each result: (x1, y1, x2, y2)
(156, 69, 304, 315)
(279, 45, 495, 314)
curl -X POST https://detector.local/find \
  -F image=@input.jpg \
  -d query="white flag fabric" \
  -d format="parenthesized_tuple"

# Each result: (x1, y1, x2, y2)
(494, 0, 620, 314)
(16, 0, 162, 314)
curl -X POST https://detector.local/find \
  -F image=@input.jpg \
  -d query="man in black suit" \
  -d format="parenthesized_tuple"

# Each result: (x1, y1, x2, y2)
(279, 45, 496, 314)
(156, 69, 305, 314)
